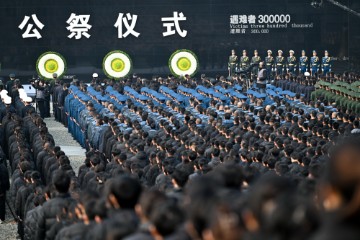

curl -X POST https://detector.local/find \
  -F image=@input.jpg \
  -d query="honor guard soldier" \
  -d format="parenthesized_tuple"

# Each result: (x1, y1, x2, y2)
(228, 49, 238, 76)
(265, 50, 275, 80)
(322, 50, 332, 76)
(310, 50, 320, 76)
(275, 50, 285, 75)
(251, 50, 261, 76)
(287, 50, 297, 75)
(240, 50, 250, 71)
(299, 50, 309, 74)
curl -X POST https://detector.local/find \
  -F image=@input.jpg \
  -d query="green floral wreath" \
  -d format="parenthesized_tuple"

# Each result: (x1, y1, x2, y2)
(102, 50, 133, 80)
(36, 51, 67, 80)
(168, 49, 199, 77)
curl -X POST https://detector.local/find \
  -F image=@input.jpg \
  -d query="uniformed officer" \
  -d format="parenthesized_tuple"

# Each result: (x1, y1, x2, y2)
(33, 80, 47, 118)
(299, 50, 309, 74)
(240, 50, 250, 71)
(92, 73, 99, 85)
(53, 79, 62, 121)
(275, 50, 285, 76)
(251, 50, 261, 76)
(322, 50, 332, 76)
(287, 50, 297, 75)
(49, 73, 57, 95)
(21, 97, 35, 118)
(265, 50, 274, 80)
(5, 74, 16, 94)
(44, 81, 51, 118)
(4, 97, 15, 114)
(310, 50, 320, 76)
(228, 49, 238, 77)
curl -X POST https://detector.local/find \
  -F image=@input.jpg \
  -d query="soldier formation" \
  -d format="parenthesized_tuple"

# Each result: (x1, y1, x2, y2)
(229, 49, 332, 78)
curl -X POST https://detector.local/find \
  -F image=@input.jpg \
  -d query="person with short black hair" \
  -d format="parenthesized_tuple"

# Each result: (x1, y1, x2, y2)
(88, 176, 142, 240)
(36, 171, 75, 240)
(149, 200, 184, 240)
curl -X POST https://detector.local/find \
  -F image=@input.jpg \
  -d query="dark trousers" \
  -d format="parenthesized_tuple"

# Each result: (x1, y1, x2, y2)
(257, 83, 266, 93)
(311, 67, 318, 76)
(0, 193, 6, 221)
(62, 109, 68, 127)
(44, 97, 50, 117)
(276, 67, 283, 76)
(18, 220, 24, 239)
(54, 104, 58, 120)
(37, 99, 46, 119)
(300, 67, 307, 74)
(266, 67, 272, 80)
(52, 96, 57, 116)
(252, 66, 259, 76)
(288, 67, 295, 75)
(0, 127, 4, 154)
(229, 65, 237, 76)
(323, 68, 330, 75)
(57, 107, 63, 123)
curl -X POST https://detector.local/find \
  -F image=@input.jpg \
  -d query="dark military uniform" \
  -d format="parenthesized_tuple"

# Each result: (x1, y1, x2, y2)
(251, 51, 261, 76)
(53, 82, 62, 121)
(5, 74, 16, 94)
(275, 52, 285, 75)
(240, 53, 250, 71)
(312, 80, 360, 114)
(265, 50, 274, 80)
(228, 55, 238, 76)
(311, 51, 320, 76)
(322, 51, 332, 76)
(287, 51, 297, 75)
(299, 53, 309, 74)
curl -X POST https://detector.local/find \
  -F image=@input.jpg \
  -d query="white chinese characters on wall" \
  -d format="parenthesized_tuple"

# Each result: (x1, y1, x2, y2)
(18, 14, 45, 39)
(66, 14, 92, 39)
(18, 12, 188, 39)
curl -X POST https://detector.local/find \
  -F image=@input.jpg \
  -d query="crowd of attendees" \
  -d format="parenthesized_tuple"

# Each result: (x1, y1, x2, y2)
(0, 71, 359, 240)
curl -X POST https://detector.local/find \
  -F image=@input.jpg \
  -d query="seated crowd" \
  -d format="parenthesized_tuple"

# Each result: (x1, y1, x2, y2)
(0, 71, 359, 240)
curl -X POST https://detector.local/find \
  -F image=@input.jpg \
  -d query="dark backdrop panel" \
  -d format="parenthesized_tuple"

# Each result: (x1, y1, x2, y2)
(0, 0, 359, 80)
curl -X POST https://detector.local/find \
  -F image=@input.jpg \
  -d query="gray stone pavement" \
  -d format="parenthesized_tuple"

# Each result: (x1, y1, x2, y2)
(44, 117, 86, 175)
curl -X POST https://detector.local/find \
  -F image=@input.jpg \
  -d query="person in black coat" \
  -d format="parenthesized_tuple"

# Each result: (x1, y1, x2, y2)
(57, 83, 69, 126)
(32, 80, 47, 119)
(24, 194, 46, 240)
(52, 80, 62, 121)
(44, 82, 51, 118)
(16, 171, 34, 239)
(36, 171, 76, 240)
(0, 159, 10, 222)
(21, 97, 35, 118)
